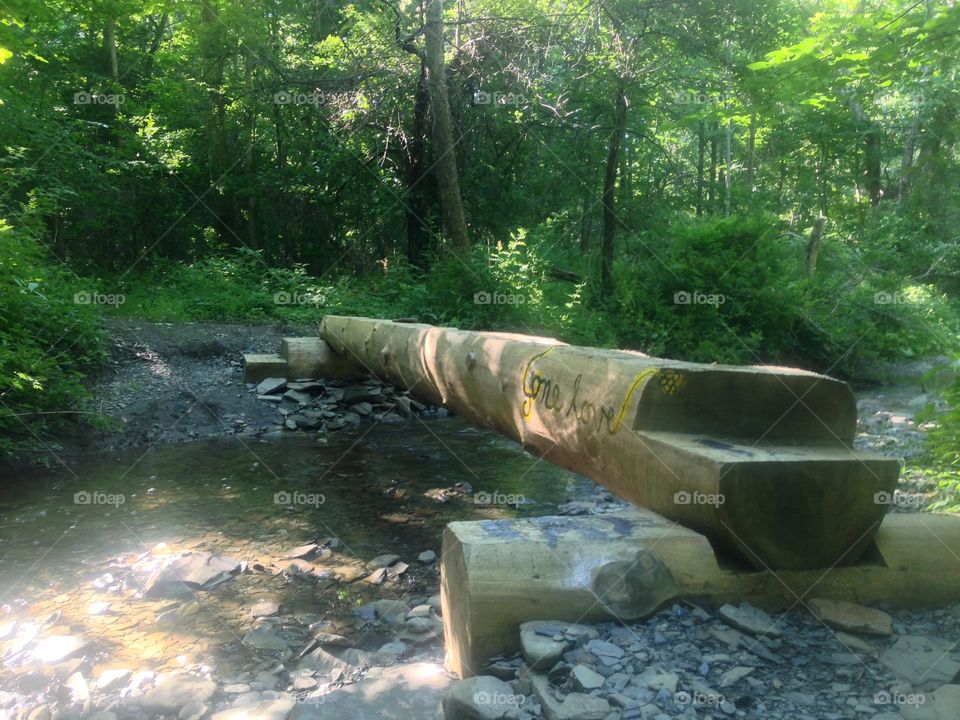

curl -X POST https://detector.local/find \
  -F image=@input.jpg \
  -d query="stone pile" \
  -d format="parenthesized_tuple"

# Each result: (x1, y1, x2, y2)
(248, 376, 444, 434)
(443, 600, 960, 720)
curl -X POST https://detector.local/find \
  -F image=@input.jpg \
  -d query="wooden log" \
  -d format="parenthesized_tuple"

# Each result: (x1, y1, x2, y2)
(280, 337, 366, 380)
(441, 510, 960, 677)
(318, 316, 899, 570)
(243, 353, 288, 383)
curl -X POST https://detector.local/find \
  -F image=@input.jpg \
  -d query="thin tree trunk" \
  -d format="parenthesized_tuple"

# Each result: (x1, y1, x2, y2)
(899, 116, 921, 201)
(708, 121, 718, 207)
(724, 119, 732, 217)
(601, 86, 627, 295)
(104, 16, 119, 81)
(424, 0, 469, 254)
(579, 183, 593, 253)
(806, 216, 826, 278)
(696, 120, 705, 216)
(406, 60, 431, 266)
(747, 115, 755, 197)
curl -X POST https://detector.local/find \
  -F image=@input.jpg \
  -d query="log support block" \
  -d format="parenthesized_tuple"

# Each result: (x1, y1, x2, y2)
(441, 510, 960, 678)
(279, 337, 367, 380)
(243, 353, 288, 383)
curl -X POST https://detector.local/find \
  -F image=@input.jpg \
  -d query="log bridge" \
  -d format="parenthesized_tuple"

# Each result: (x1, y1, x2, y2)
(245, 317, 960, 677)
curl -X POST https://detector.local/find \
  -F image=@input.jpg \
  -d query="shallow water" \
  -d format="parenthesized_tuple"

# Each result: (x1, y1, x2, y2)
(0, 418, 594, 683)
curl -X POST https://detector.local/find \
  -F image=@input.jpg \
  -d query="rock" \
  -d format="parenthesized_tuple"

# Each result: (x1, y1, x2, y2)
(404, 616, 436, 634)
(144, 552, 241, 595)
(140, 673, 216, 715)
(256, 378, 287, 395)
(289, 662, 450, 719)
(633, 668, 679, 694)
(224, 683, 252, 694)
(95, 668, 131, 692)
(88, 601, 112, 616)
(427, 595, 442, 614)
(585, 639, 625, 665)
(364, 568, 388, 584)
(210, 696, 295, 720)
(251, 599, 281, 618)
(284, 389, 313, 405)
(86, 713, 117, 720)
(334, 566, 365, 583)
(808, 599, 893, 636)
(444, 675, 521, 720)
(30, 635, 89, 663)
(570, 665, 605, 691)
(367, 599, 411, 624)
(407, 605, 433, 618)
(717, 603, 783, 637)
(880, 636, 960, 687)
(366, 554, 400, 570)
(179, 702, 209, 720)
(520, 621, 597, 671)
(65, 672, 89, 702)
(398, 616, 444, 644)
(287, 544, 319, 559)
(299, 646, 374, 674)
(242, 627, 290, 651)
(350, 402, 373, 417)
(718, 666, 754, 688)
(899, 684, 960, 720)
(836, 631, 878, 657)
(530, 673, 609, 720)
(418, 550, 437, 564)
(375, 640, 408, 662)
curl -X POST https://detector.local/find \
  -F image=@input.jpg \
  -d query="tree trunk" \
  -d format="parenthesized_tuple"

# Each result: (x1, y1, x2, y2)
(406, 60, 431, 266)
(805, 215, 825, 278)
(104, 16, 119, 81)
(899, 116, 921, 201)
(200, 0, 230, 236)
(708, 121, 718, 207)
(579, 183, 592, 253)
(724, 119, 732, 217)
(424, 0, 470, 255)
(746, 115, 756, 195)
(696, 120, 705, 216)
(601, 86, 627, 295)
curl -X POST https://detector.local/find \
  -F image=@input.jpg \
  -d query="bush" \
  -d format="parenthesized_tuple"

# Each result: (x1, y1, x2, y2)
(0, 215, 105, 459)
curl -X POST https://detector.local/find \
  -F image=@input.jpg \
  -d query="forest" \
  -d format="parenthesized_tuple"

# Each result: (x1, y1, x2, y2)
(1, 0, 959, 470)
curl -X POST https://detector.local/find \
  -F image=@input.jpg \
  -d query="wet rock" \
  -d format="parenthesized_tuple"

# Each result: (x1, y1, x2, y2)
(808, 599, 893, 636)
(95, 668, 131, 692)
(224, 683, 252, 694)
(144, 552, 241, 596)
(444, 675, 521, 720)
(179, 701, 210, 720)
(286, 543, 319, 559)
(88, 601, 112, 616)
(299, 646, 374, 674)
(570, 665, 605, 691)
(403, 616, 436, 634)
(242, 627, 290, 651)
(407, 605, 433, 619)
(211, 695, 296, 720)
(86, 713, 117, 720)
(418, 550, 437, 564)
(717, 603, 783, 637)
(250, 599, 281, 618)
(364, 568, 388, 584)
(366, 599, 411, 625)
(30, 635, 89, 664)
(633, 668, 679, 693)
(398, 615, 444, 644)
(585, 638, 624, 666)
(65, 671, 89, 703)
(718, 666, 753, 688)
(140, 673, 216, 715)
(880, 636, 960, 687)
(290, 662, 450, 719)
(366, 554, 400, 570)
(256, 378, 287, 395)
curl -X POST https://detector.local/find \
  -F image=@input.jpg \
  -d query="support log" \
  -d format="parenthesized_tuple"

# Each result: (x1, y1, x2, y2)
(441, 510, 960, 677)
(280, 337, 366, 380)
(318, 316, 898, 571)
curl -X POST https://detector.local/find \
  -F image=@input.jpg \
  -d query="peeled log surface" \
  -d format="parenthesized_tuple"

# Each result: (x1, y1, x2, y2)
(441, 510, 960, 677)
(318, 316, 899, 570)
(280, 337, 366, 380)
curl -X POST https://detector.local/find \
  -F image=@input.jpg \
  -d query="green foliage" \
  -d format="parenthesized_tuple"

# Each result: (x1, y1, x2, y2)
(0, 216, 105, 459)
(924, 359, 960, 512)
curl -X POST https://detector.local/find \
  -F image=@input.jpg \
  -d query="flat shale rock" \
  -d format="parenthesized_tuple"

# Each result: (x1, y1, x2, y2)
(808, 598, 893, 636)
(443, 675, 521, 720)
(289, 663, 450, 719)
(879, 636, 960, 687)
(520, 621, 597, 671)
(717, 602, 783, 637)
(140, 673, 216, 715)
(210, 695, 296, 720)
